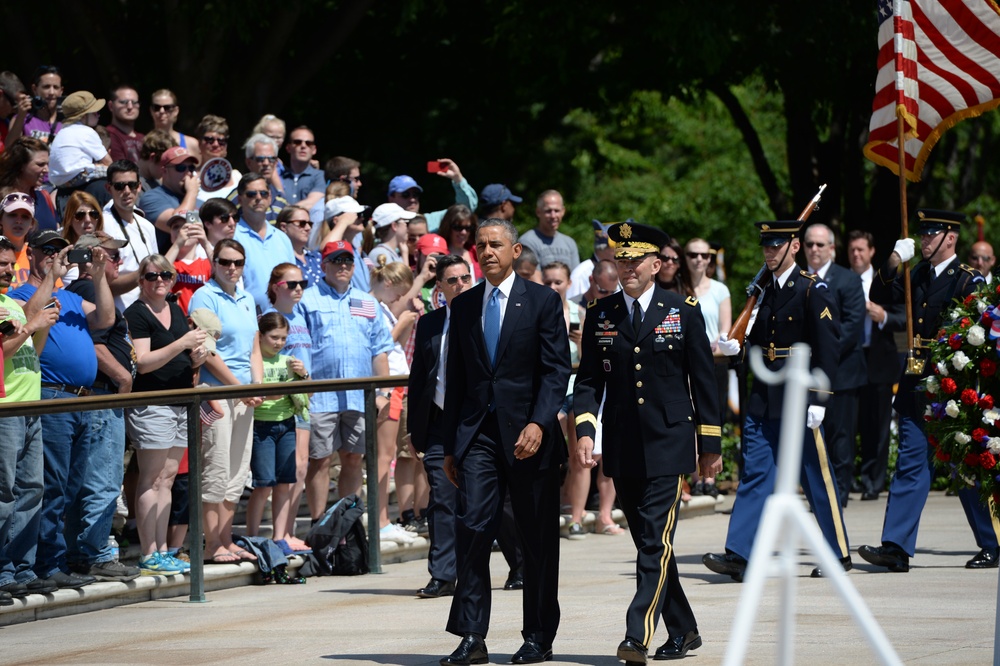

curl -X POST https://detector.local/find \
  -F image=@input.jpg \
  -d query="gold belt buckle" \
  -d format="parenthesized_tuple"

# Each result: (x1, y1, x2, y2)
(767, 346, 776, 362)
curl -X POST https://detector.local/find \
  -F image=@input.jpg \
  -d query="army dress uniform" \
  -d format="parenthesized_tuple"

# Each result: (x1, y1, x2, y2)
(720, 221, 850, 569)
(866, 210, 999, 567)
(574, 222, 721, 656)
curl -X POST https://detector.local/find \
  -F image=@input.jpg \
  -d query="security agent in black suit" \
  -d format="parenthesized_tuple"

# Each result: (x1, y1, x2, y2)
(804, 223, 868, 507)
(846, 230, 905, 500)
(440, 218, 571, 666)
(574, 222, 722, 664)
(407, 255, 475, 599)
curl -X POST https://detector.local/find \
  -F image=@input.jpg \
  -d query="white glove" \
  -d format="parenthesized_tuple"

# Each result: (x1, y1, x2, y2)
(806, 405, 826, 430)
(717, 335, 741, 357)
(893, 238, 915, 263)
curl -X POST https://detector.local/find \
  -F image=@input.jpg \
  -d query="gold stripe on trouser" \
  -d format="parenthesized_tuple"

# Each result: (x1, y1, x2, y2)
(811, 428, 848, 557)
(642, 477, 683, 646)
(988, 498, 1000, 545)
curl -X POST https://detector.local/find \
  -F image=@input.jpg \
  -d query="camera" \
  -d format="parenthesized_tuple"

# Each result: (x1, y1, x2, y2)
(30, 96, 46, 114)
(67, 248, 92, 265)
(185, 211, 202, 225)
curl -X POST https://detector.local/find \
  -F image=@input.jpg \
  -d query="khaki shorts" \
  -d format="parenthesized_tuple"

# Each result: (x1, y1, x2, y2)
(310, 410, 365, 459)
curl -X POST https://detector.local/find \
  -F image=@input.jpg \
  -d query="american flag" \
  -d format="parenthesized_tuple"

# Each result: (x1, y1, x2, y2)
(863, 0, 1000, 181)
(350, 297, 376, 318)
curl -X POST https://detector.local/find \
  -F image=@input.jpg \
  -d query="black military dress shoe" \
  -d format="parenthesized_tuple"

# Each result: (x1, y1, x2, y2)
(654, 630, 702, 660)
(861, 491, 879, 501)
(966, 547, 1000, 569)
(510, 639, 553, 663)
(0, 589, 11, 606)
(810, 555, 854, 578)
(417, 578, 456, 598)
(503, 572, 524, 590)
(857, 544, 909, 572)
(48, 571, 96, 589)
(702, 552, 747, 582)
(441, 633, 489, 666)
(617, 637, 648, 664)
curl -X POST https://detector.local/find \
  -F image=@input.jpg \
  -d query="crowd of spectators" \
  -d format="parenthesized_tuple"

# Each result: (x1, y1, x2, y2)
(0, 67, 738, 604)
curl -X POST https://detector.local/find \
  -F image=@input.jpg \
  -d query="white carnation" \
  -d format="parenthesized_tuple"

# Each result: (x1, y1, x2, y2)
(967, 325, 986, 347)
(978, 300, 989, 314)
(983, 409, 1000, 426)
(952, 351, 971, 371)
(989, 438, 1000, 455)
(951, 308, 965, 320)
(925, 377, 940, 393)
(961, 474, 977, 487)
(946, 400, 961, 418)
(955, 432, 972, 445)
(937, 362, 950, 376)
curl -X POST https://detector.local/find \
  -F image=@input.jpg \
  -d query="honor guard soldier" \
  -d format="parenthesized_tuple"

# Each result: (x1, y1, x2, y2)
(574, 221, 722, 664)
(704, 219, 851, 580)
(859, 209, 1000, 572)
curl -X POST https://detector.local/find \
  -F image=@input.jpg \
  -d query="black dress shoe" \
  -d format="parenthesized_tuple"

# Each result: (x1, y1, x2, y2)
(654, 630, 702, 660)
(702, 552, 747, 582)
(861, 491, 879, 501)
(0, 590, 11, 606)
(0, 581, 26, 597)
(966, 547, 1000, 569)
(25, 577, 58, 595)
(503, 572, 524, 590)
(617, 637, 648, 665)
(511, 639, 553, 663)
(810, 555, 854, 578)
(850, 480, 864, 494)
(857, 544, 909, 572)
(418, 578, 456, 598)
(440, 634, 488, 666)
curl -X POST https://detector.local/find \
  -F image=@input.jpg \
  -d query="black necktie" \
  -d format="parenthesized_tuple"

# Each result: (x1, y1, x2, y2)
(631, 300, 642, 333)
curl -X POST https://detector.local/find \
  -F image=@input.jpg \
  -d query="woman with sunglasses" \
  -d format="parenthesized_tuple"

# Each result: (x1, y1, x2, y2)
(276, 205, 323, 288)
(656, 238, 684, 293)
(149, 90, 200, 163)
(124, 254, 210, 575)
(59, 191, 105, 286)
(263, 262, 312, 552)
(437, 204, 481, 281)
(0, 137, 58, 232)
(189, 239, 263, 564)
(195, 115, 240, 200)
(0, 189, 40, 291)
(680, 238, 731, 499)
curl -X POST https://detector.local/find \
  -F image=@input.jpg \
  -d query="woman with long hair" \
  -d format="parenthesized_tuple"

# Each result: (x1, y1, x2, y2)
(656, 237, 683, 293)
(149, 89, 200, 161)
(0, 137, 58, 230)
(437, 204, 481, 280)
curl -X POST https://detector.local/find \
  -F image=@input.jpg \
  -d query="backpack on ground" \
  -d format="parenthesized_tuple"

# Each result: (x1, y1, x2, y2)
(299, 493, 369, 577)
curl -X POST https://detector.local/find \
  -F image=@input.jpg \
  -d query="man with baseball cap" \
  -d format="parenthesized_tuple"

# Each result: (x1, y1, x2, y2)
(478, 183, 522, 222)
(299, 239, 392, 524)
(386, 158, 477, 233)
(321, 196, 371, 292)
(369, 203, 417, 267)
(138, 146, 201, 241)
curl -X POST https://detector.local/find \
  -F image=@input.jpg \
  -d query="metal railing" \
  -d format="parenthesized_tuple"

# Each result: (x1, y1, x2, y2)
(0, 374, 409, 602)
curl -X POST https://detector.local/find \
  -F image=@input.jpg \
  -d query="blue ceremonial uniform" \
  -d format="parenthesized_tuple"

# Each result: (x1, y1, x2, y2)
(870, 256, 998, 556)
(725, 265, 850, 562)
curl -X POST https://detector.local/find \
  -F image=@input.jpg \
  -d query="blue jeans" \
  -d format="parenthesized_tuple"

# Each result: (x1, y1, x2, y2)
(0, 415, 43, 585)
(251, 417, 297, 487)
(73, 402, 125, 566)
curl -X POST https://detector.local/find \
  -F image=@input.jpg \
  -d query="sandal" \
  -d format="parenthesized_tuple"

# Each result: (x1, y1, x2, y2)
(229, 548, 257, 561)
(204, 551, 240, 564)
(597, 522, 625, 535)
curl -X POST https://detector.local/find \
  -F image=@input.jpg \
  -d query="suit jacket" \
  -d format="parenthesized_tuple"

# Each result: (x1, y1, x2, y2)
(822, 263, 868, 391)
(573, 285, 721, 479)
(866, 298, 905, 385)
(407, 306, 447, 454)
(443, 275, 571, 469)
(746, 266, 841, 420)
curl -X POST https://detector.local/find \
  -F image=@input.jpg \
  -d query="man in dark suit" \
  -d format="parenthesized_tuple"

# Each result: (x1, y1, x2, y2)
(574, 222, 722, 664)
(440, 218, 571, 666)
(408, 255, 474, 599)
(704, 219, 851, 581)
(847, 230, 904, 500)
(859, 210, 1000, 572)
(804, 223, 867, 507)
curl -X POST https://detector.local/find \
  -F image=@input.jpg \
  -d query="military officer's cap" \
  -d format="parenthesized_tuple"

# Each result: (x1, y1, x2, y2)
(755, 220, 800, 247)
(916, 208, 964, 235)
(607, 221, 670, 259)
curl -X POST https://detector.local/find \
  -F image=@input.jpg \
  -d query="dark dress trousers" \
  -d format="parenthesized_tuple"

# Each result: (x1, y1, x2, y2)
(870, 258, 999, 555)
(574, 285, 721, 648)
(443, 276, 570, 648)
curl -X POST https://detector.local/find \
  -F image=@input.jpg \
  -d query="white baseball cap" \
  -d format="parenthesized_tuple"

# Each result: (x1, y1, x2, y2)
(324, 196, 366, 220)
(372, 202, 417, 229)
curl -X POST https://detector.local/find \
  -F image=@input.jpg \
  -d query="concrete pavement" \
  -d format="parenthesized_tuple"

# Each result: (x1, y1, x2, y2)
(2, 491, 997, 665)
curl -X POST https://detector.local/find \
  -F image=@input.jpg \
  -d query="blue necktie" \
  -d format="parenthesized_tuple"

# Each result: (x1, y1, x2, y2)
(484, 287, 500, 366)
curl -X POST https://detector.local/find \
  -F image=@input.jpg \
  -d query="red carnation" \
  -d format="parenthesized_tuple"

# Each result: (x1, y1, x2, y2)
(981, 452, 997, 470)
(973, 428, 990, 442)
(936, 449, 951, 462)
(962, 389, 980, 406)
(948, 335, 962, 350)
(928, 435, 939, 447)
(984, 359, 998, 377)
(961, 317, 972, 329)
(941, 378, 958, 394)
(980, 395, 995, 410)
(965, 294, 976, 306)
(965, 452, 981, 466)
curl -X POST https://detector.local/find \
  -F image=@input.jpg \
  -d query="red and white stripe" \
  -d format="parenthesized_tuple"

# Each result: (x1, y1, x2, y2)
(864, 0, 1000, 181)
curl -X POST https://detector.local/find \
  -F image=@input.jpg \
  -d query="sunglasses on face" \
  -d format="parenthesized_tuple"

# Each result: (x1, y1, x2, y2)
(1, 192, 32, 208)
(216, 257, 245, 267)
(660, 255, 680, 264)
(213, 214, 238, 223)
(111, 180, 140, 192)
(400, 189, 420, 199)
(444, 274, 473, 285)
(290, 139, 315, 147)
(252, 155, 276, 164)
(326, 257, 354, 266)
(74, 210, 100, 220)
(173, 164, 197, 173)
(107, 251, 121, 263)
(116, 99, 139, 107)
(339, 175, 362, 183)
(202, 136, 228, 146)
(453, 226, 473, 233)
(288, 219, 313, 228)
(143, 271, 173, 282)
(686, 252, 711, 260)
(151, 104, 177, 113)
(37, 245, 61, 256)
(277, 279, 309, 290)
(243, 190, 270, 199)
(804, 242, 827, 249)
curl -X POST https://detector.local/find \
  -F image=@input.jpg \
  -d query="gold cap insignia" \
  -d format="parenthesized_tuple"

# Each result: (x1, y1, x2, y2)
(620, 223, 632, 239)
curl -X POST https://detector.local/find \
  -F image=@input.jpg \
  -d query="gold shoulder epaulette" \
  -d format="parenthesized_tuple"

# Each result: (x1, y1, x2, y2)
(587, 299, 598, 309)
(799, 270, 817, 281)
(959, 263, 977, 274)
(685, 296, 698, 307)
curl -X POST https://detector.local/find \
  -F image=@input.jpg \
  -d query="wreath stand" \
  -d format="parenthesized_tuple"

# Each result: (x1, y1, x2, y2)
(722, 343, 903, 666)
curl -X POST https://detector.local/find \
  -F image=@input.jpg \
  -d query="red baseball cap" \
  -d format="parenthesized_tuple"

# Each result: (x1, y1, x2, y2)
(322, 240, 354, 261)
(415, 233, 448, 256)
(161, 146, 199, 167)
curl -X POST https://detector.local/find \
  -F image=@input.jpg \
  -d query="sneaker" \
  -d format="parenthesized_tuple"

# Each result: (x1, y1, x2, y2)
(89, 559, 141, 582)
(415, 516, 429, 537)
(162, 553, 191, 574)
(139, 553, 184, 576)
(379, 523, 414, 545)
(567, 522, 587, 540)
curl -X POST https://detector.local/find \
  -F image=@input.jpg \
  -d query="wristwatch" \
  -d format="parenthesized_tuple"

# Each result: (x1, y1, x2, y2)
(378, 390, 392, 399)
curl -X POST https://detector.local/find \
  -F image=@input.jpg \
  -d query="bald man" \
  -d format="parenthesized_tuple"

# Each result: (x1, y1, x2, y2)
(969, 240, 996, 284)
